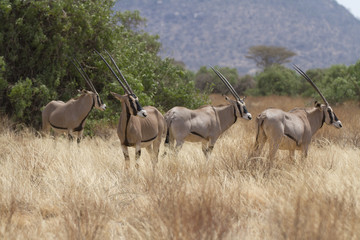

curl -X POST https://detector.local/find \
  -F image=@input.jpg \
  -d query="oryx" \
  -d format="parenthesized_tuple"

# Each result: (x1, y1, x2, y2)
(95, 50, 166, 169)
(253, 64, 342, 163)
(164, 66, 252, 157)
(42, 59, 106, 143)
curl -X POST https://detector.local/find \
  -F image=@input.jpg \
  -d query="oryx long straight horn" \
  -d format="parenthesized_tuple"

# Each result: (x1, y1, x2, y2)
(293, 64, 329, 106)
(72, 58, 98, 94)
(210, 66, 241, 101)
(94, 49, 131, 94)
(104, 49, 134, 95)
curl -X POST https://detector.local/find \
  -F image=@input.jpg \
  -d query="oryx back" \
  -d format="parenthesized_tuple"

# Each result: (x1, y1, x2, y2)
(165, 106, 216, 143)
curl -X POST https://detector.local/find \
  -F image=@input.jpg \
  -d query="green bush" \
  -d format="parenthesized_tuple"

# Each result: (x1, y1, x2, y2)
(347, 60, 360, 100)
(0, 0, 208, 131)
(195, 66, 240, 94)
(252, 64, 300, 96)
(0, 57, 7, 108)
(300, 65, 355, 104)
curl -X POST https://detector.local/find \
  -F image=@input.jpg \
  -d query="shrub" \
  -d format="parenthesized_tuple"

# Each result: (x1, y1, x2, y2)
(253, 64, 300, 96)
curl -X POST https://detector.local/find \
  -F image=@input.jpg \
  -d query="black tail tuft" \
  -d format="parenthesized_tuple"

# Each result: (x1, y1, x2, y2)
(165, 127, 170, 144)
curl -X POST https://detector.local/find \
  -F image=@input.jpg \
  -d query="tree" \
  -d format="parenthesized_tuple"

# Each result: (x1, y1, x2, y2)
(246, 45, 296, 69)
(0, 0, 208, 129)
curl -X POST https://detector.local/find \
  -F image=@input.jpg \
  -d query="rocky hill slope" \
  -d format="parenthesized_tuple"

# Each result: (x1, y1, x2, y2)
(115, 0, 360, 74)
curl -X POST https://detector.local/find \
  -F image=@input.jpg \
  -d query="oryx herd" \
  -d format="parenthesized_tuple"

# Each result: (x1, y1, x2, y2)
(42, 51, 342, 170)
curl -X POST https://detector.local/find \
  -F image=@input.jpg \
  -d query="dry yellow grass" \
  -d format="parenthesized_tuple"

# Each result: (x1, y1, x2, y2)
(0, 96, 359, 239)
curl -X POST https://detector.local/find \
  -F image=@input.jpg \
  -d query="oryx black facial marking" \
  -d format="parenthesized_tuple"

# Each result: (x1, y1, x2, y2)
(236, 102, 243, 118)
(96, 94, 103, 107)
(128, 94, 144, 116)
(327, 107, 339, 124)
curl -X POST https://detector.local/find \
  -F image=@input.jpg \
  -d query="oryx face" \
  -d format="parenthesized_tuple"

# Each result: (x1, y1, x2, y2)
(325, 106, 342, 128)
(80, 90, 106, 111)
(128, 94, 147, 117)
(225, 96, 252, 120)
(93, 93, 106, 111)
(111, 92, 147, 118)
(317, 103, 342, 128)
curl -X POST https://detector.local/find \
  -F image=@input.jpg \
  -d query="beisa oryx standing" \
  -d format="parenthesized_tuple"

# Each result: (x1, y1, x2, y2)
(42, 58, 106, 143)
(95, 50, 166, 170)
(253, 64, 342, 165)
(164, 66, 252, 157)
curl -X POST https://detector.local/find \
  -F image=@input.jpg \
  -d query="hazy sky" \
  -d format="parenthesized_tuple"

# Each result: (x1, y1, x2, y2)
(336, 0, 360, 19)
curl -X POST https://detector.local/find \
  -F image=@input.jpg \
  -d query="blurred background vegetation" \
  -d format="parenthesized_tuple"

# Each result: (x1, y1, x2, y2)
(1, 0, 359, 135)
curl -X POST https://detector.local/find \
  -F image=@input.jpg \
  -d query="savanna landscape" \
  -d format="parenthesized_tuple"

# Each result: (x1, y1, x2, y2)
(1, 95, 359, 239)
(2, 1, 360, 239)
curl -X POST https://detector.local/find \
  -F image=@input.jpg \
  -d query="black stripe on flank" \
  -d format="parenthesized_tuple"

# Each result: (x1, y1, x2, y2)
(285, 133, 299, 146)
(142, 135, 157, 143)
(191, 131, 206, 139)
(49, 122, 68, 130)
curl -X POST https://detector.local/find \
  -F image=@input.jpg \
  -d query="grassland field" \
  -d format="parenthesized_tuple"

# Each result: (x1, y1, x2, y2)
(0, 95, 359, 239)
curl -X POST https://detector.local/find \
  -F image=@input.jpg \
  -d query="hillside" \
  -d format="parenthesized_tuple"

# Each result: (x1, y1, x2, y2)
(115, 0, 360, 74)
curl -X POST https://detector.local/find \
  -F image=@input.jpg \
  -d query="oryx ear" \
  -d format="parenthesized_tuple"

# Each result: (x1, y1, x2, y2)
(110, 91, 122, 100)
(223, 94, 230, 101)
(314, 101, 322, 109)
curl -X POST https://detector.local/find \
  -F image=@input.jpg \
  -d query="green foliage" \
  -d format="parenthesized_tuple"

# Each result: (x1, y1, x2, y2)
(8, 78, 33, 120)
(195, 66, 240, 94)
(300, 65, 356, 104)
(0, 0, 208, 132)
(347, 60, 360, 100)
(0, 56, 7, 102)
(235, 75, 255, 95)
(7, 78, 53, 126)
(250, 65, 300, 96)
(246, 62, 360, 104)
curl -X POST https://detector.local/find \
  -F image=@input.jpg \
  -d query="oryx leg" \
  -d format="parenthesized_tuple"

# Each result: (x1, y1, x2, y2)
(41, 120, 51, 137)
(146, 145, 155, 166)
(67, 129, 75, 141)
(251, 126, 267, 158)
(174, 139, 185, 154)
(301, 145, 309, 160)
(121, 145, 130, 170)
(135, 143, 141, 169)
(76, 130, 84, 144)
(268, 137, 281, 169)
(202, 139, 215, 158)
(289, 150, 296, 163)
(151, 137, 162, 165)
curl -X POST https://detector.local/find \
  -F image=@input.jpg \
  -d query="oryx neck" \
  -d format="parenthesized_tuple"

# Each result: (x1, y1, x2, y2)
(73, 94, 95, 131)
(213, 104, 237, 132)
(306, 107, 325, 134)
(119, 101, 132, 146)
